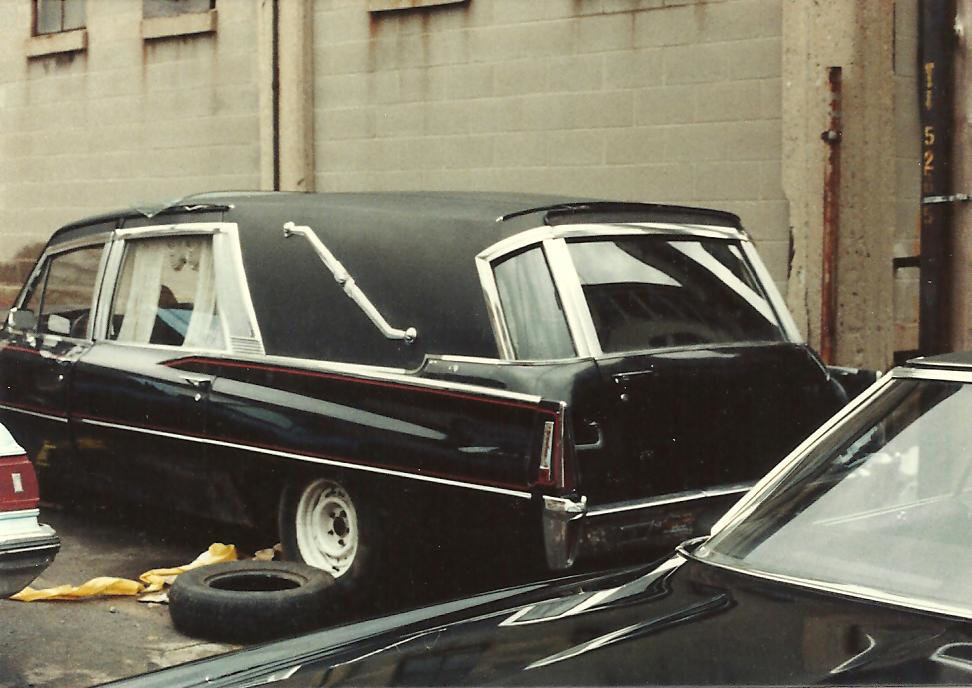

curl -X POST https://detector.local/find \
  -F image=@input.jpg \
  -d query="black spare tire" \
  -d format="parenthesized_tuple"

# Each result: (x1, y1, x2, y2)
(169, 561, 334, 644)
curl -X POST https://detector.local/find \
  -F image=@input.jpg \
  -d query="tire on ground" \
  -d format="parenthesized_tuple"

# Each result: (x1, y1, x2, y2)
(169, 561, 333, 644)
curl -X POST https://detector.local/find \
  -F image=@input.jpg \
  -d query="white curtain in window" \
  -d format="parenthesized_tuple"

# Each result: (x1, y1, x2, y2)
(117, 241, 166, 343)
(184, 240, 222, 349)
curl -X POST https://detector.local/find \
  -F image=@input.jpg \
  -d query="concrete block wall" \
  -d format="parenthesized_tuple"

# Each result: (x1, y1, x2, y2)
(0, 0, 262, 308)
(892, 0, 921, 357)
(312, 0, 791, 288)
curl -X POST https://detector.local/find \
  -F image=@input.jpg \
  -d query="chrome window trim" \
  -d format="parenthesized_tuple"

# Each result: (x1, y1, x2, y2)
(98, 222, 265, 357)
(9, 237, 111, 341)
(479, 223, 744, 265)
(77, 417, 533, 500)
(477, 222, 785, 362)
(738, 239, 801, 343)
(113, 224, 220, 239)
(474, 255, 516, 359)
(542, 238, 601, 357)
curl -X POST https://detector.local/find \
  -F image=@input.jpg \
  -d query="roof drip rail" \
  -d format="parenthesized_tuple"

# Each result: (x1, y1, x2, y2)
(282, 222, 418, 345)
(496, 201, 741, 228)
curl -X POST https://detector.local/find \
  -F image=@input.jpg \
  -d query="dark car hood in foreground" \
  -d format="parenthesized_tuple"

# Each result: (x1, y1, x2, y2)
(105, 556, 972, 687)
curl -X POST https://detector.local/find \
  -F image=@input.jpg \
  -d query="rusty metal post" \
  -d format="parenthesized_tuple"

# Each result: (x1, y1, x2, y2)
(820, 66, 842, 365)
(918, 0, 957, 355)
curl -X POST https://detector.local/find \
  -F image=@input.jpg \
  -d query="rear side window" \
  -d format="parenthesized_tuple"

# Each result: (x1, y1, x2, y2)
(493, 247, 575, 360)
(108, 236, 224, 350)
(32, 245, 103, 338)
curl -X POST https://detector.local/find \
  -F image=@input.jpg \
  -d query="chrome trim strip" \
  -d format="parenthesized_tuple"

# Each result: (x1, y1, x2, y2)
(78, 418, 533, 499)
(892, 366, 972, 383)
(44, 233, 113, 255)
(0, 540, 60, 555)
(114, 224, 220, 239)
(710, 371, 896, 534)
(0, 508, 40, 522)
(436, 354, 590, 366)
(189, 351, 546, 405)
(282, 222, 417, 344)
(0, 404, 68, 423)
(738, 239, 801, 343)
(543, 238, 601, 357)
(587, 484, 752, 518)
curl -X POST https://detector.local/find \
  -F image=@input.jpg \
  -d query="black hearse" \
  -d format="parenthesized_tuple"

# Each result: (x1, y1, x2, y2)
(0, 192, 864, 589)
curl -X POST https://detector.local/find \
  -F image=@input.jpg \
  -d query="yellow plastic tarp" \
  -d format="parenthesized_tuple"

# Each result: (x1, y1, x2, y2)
(11, 543, 237, 602)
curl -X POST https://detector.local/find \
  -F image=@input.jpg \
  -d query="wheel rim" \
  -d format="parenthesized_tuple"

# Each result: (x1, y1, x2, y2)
(294, 478, 359, 578)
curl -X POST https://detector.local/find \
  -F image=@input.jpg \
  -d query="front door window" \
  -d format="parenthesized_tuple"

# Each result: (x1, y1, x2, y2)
(35, 245, 103, 338)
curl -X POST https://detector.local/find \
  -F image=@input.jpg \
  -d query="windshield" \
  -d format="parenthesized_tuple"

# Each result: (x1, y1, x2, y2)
(566, 237, 785, 352)
(700, 378, 972, 613)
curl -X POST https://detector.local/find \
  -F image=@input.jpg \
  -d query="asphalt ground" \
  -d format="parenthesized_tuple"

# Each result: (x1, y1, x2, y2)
(0, 504, 269, 688)
(0, 500, 660, 688)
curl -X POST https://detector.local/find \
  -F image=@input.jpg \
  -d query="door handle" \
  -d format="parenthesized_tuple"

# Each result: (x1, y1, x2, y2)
(182, 375, 214, 390)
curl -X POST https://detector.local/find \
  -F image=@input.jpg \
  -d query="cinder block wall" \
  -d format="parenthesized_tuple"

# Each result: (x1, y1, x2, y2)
(892, 0, 921, 357)
(312, 0, 790, 288)
(0, 0, 261, 307)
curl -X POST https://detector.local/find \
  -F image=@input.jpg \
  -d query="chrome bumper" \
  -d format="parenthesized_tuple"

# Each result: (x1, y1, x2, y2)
(0, 509, 59, 597)
(542, 483, 752, 571)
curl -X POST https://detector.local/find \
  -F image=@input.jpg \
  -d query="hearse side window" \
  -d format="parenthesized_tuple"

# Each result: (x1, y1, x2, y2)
(35, 245, 103, 338)
(493, 247, 575, 360)
(108, 236, 224, 350)
(567, 237, 785, 353)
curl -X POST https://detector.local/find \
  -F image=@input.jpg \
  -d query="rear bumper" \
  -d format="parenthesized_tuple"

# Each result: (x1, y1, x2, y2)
(542, 484, 751, 570)
(0, 509, 60, 597)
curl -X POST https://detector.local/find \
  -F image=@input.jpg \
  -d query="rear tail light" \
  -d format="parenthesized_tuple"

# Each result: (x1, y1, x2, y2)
(0, 455, 40, 512)
(536, 404, 575, 492)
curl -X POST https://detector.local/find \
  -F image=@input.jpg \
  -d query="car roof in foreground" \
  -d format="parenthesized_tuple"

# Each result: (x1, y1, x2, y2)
(906, 351, 972, 371)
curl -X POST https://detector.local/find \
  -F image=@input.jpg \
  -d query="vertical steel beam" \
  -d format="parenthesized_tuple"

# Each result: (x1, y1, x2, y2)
(820, 66, 842, 365)
(919, 0, 957, 355)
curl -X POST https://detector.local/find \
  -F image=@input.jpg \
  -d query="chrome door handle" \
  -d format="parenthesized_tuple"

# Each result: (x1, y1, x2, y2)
(182, 375, 214, 390)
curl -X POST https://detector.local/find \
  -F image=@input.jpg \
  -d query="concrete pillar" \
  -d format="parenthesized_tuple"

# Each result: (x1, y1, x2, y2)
(952, 0, 972, 349)
(782, 0, 896, 369)
(257, 0, 314, 192)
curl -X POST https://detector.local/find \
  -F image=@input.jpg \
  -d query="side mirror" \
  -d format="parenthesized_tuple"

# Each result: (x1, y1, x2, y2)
(46, 313, 71, 336)
(7, 308, 37, 331)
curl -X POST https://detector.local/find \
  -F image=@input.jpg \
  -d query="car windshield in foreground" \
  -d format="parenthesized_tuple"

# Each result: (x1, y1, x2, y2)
(699, 378, 972, 614)
(565, 237, 785, 353)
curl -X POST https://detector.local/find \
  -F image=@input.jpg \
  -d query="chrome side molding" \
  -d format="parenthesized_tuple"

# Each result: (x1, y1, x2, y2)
(283, 222, 418, 344)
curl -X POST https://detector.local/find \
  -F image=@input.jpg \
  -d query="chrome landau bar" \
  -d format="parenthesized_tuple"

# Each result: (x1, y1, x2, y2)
(283, 222, 418, 344)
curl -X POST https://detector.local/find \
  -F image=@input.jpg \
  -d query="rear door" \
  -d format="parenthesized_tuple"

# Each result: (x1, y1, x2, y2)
(0, 240, 106, 487)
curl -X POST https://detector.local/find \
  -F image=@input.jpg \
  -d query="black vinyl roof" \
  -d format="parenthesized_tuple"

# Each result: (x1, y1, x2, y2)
(46, 192, 745, 365)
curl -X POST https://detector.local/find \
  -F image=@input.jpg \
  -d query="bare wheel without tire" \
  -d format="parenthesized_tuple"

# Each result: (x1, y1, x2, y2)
(279, 477, 372, 585)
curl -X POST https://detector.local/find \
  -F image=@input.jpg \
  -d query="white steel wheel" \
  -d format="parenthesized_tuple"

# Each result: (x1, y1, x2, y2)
(293, 478, 359, 578)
